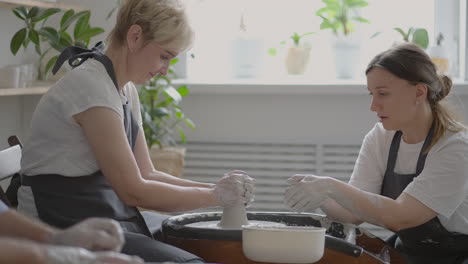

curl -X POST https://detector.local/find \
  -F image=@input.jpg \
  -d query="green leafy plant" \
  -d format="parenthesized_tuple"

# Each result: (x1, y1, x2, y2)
(10, 6, 60, 79)
(268, 32, 314, 56)
(41, 9, 105, 77)
(394, 27, 429, 49)
(316, 0, 370, 36)
(139, 59, 196, 148)
(10, 6, 104, 79)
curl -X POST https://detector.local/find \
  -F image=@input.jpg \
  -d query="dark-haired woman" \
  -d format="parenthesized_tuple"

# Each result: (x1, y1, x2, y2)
(284, 43, 468, 264)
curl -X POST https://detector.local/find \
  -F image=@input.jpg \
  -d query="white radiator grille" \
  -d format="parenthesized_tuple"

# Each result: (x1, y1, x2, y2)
(321, 144, 361, 180)
(184, 141, 359, 211)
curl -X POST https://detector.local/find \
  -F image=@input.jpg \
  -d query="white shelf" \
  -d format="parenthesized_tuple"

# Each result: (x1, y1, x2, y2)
(3, 79, 468, 97)
(175, 79, 468, 95)
(0, 86, 49, 96)
(0, 0, 84, 10)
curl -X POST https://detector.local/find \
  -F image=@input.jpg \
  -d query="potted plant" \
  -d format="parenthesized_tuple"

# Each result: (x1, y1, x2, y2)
(427, 33, 450, 74)
(269, 32, 314, 75)
(393, 27, 429, 49)
(10, 6, 104, 81)
(316, 0, 370, 79)
(139, 59, 195, 177)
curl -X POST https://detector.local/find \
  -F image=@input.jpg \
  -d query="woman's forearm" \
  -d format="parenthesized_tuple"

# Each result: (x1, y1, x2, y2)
(326, 178, 436, 231)
(327, 178, 399, 229)
(145, 169, 215, 189)
(320, 199, 363, 225)
(0, 238, 47, 264)
(127, 179, 219, 212)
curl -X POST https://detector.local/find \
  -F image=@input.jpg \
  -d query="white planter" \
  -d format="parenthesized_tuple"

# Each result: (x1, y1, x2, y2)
(0, 65, 21, 88)
(427, 45, 450, 74)
(232, 37, 264, 78)
(285, 43, 311, 75)
(332, 35, 361, 79)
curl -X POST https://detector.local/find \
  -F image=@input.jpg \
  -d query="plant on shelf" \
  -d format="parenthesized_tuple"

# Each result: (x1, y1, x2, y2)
(268, 32, 314, 56)
(316, 0, 369, 36)
(394, 27, 429, 49)
(316, 0, 370, 79)
(10, 6, 104, 80)
(139, 58, 195, 148)
(268, 32, 315, 75)
(10, 6, 60, 80)
(139, 59, 195, 177)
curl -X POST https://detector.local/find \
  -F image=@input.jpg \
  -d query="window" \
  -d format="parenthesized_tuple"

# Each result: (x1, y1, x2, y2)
(183, 0, 461, 82)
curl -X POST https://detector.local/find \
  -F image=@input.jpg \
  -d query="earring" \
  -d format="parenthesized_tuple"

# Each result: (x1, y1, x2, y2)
(416, 100, 420, 105)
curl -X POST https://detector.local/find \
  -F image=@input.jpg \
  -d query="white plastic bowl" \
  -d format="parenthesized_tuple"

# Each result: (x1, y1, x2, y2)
(242, 225, 326, 263)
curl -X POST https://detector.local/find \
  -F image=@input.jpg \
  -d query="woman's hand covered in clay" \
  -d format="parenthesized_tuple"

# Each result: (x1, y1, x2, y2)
(46, 246, 143, 264)
(284, 174, 333, 212)
(214, 170, 255, 207)
(48, 218, 124, 252)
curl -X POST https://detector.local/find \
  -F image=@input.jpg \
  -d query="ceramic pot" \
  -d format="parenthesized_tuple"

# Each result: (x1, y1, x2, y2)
(332, 34, 361, 79)
(232, 37, 264, 78)
(285, 43, 311, 75)
(242, 225, 326, 263)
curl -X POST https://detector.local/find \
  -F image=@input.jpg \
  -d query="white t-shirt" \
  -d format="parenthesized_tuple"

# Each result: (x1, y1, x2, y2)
(349, 122, 468, 234)
(20, 59, 143, 177)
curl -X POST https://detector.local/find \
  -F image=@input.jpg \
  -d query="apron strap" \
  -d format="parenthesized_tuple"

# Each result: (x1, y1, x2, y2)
(52, 41, 118, 90)
(385, 130, 402, 173)
(51, 42, 138, 148)
(385, 122, 435, 176)
(415, 122, 435, 175)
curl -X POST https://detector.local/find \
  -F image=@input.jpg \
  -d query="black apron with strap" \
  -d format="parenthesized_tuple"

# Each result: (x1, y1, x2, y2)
(381, 125, 468, 264)
(21, 42, 151, 237)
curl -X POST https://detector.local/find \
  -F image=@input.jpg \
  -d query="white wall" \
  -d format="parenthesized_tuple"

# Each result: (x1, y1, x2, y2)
(181, 93, 376, 145)
(180, 87, 468, 146)
(1, 0, 468, 150)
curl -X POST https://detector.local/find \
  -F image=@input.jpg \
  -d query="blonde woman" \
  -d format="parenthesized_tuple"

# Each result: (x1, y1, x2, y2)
(17, 0, 254, 262)
(285, 43, 468, 264)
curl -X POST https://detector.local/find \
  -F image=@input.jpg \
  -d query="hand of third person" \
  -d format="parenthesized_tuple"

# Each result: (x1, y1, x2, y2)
(48, 218, 125, 252)
(284, 174, 333, 212)
(46, 245, 143, 264)
(213, 170, 255, 207)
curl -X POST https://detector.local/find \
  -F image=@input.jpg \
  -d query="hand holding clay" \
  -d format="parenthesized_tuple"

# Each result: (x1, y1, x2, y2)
(214, 170, 255, 207)
(240, 171, 255, 207)
(48, 218, 125, 252)
(284, 174, 332, 212)
(46, 246, 143, 264)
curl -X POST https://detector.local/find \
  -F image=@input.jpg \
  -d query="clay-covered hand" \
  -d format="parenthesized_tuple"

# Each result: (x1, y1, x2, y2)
(48, 218, 124, 252)
(237, 170, 255, 207)
(284, 174, 332, 212)
(214, 170, 255, 207)
(46, 246, 144, 264)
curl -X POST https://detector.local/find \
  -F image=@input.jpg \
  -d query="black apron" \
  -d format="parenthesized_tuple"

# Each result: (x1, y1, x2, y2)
(21, 42, 151, 237)
(381, 126, 468, 264)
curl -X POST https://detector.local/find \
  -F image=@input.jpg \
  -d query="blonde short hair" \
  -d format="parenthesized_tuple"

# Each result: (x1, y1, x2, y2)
(107, 0, 194, 54)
